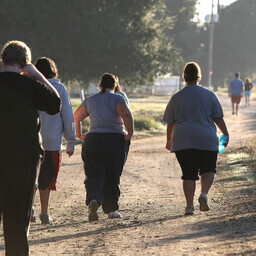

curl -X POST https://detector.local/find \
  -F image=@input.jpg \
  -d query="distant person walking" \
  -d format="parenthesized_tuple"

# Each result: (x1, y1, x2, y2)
(229, 72, 244, 115)
(244, 78, 253, 106)
(32, 57, 76, 224)
(114, 75, 129, 107)
(163, 62, 229, 215)
(0, 41, 60, 256)
(74, 73, 133, 221)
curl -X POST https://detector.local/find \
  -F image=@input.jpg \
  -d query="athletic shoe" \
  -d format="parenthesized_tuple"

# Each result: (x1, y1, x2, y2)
(184, 206, 194, 215)
(39, 213, 53, 224)
(108, 211, 122, 219)
(198, 193, 209, 212)
(30, 207, 36, 222)
(88, 199, 99, 221)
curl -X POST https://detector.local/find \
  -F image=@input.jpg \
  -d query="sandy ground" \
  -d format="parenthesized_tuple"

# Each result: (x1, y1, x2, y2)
(1, 92, 256, 255)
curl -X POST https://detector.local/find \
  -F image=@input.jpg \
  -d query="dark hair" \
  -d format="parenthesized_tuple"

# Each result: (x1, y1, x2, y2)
(1, 40, 31, 67)
(34, 57, 58, 78)
(245, 77, 250, 83)
(183, 62, 202, 83)
(114, 75, 122, 92)
(235, 72, 240, 78)
(99, 73, 116, 94)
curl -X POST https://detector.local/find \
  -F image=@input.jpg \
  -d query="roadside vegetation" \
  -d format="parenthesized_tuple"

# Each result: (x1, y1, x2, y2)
(71, 95, 169, 139)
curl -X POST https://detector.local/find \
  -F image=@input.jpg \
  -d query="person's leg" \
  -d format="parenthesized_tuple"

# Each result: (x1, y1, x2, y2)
(3, 147, 41, 256)
(82, 136, 106, 205)
(39, 188, 50, 214)
(175, 149, 199, 215)
(198, 150, 217, 211)
(200, 172, 215, 194)
(37, 151, 60, 224)
(231, 101, 235, 114)
(236, 103, 239, 115)
(183, 180, 196, 206)
(102, 134, 129, 216)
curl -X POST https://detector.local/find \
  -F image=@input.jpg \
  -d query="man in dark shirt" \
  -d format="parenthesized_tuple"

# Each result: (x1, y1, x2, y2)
(0, 40, 61, 256)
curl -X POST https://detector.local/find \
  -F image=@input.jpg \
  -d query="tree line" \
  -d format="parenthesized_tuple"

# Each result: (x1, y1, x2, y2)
(0, 0, 198, 87)
(0, 0, 254, 88)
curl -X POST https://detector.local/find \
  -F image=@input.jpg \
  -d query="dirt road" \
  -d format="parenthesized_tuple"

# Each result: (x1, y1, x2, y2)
(1, 93, 256, 255)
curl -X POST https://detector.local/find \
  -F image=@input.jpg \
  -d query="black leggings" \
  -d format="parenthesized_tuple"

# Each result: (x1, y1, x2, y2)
(82, 133, 130, 214)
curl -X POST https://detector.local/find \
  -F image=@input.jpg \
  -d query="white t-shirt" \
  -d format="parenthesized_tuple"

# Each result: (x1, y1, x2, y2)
(163, 85, 223, 152)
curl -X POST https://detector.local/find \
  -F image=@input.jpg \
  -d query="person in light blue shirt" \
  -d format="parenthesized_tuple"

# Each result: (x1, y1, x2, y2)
(33, 57, 76, 224)
(229, 72, 244, 115)
(114, 75, 129, 107)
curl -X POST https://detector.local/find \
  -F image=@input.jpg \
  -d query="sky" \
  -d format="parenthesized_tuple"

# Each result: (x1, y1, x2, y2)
(197, 0, 238, 22)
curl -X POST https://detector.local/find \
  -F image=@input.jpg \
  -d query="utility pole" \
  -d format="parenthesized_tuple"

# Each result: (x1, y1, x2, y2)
(208, 0, 214, 88)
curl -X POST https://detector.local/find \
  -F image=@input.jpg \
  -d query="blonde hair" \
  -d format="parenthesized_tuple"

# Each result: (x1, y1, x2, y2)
(1, 40, 31, 67)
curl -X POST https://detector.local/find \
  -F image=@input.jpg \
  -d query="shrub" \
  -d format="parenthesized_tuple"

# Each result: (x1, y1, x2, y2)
(134, 117, 163, 131)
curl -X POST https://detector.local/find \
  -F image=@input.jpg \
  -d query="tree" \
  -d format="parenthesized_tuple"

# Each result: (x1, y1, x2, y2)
(0, 0, 182, 87)
(213, 0, 256, 85)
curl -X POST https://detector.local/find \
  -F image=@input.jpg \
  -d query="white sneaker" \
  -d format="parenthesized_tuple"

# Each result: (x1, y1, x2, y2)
(185, 206, 194, 215)
(198, 193, 209, 212)
(30, 207, 36, 222)
(39, 213, 53, 224)
(108, 211, 122, 219)
(88, 200, 99, 221)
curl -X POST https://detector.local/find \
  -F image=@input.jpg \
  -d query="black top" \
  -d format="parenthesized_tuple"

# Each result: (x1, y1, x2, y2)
(0, 72, 61, 146)
(244, 82, 253, 91)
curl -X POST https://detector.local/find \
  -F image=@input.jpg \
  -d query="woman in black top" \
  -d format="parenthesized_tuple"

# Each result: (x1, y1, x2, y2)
(244, 78, 253, 106)
(0, 40, 60, 256)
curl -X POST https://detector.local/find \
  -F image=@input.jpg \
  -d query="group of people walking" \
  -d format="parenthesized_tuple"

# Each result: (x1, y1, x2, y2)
(229, 72, 254, 115)
(0, 40, 230, 256)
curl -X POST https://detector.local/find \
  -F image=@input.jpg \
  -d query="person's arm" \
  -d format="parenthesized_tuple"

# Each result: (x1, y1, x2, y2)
(117, 101, 134, 141)
(73, 105, 89, 140)
(21, 64, 60, 97)
(22, 64, 61, 115)
(166, 123, 173, 150)
(228, 84, 231, 97)
(60, 87, 76, 156)
(214, 117, 229, 147)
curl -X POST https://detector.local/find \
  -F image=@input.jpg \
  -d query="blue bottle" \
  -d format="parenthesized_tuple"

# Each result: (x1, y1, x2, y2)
(218, 135, 227, 153)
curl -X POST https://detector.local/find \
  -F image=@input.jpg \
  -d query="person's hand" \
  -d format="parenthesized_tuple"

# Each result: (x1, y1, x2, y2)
(66, 151, 74, 157)
(78, 133, 86, 140)
(166, 140, 171, 150)
(21, 64, 40, 78)
(223, 135, 229, 148)
(124, 134, 132, 141)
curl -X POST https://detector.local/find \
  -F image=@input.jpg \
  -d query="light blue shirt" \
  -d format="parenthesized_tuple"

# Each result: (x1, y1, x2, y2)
(82, 91, 125, 134)
(229, 78, 244, 95)
(163, 85, 223, 152)
(39, 79, 76, 152)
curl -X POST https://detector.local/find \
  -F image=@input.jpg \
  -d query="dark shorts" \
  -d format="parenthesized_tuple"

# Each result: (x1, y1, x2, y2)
(38, 151, 61, 190)
(175, 149, 218, 181)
